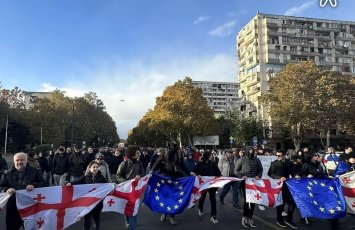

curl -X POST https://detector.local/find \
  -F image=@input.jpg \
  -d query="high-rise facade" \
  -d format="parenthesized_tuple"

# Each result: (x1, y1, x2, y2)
(192, 81, 240, 117)
(237, 13, 355, 149)
(237, 13, 355, 119)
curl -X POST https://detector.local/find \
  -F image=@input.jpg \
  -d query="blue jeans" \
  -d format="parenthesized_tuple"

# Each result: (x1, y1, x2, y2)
(125, 215, 137, 230)
(219, 181, 240, 206)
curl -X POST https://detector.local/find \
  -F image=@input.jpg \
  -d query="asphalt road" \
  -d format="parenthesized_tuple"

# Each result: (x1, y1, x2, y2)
(1, 155, 355, 229)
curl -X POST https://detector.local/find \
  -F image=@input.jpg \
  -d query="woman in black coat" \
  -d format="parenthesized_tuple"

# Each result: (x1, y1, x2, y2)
(193, 150, 222, 224)
(67, 161, 107, 230)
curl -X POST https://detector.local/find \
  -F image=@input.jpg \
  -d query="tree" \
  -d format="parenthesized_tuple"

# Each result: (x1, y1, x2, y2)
(129, 77, 217, 147)
(261, 61, 355, 150)
(261, 61, 321, 151)
(232, 112, 266, 147)
(313, 71, 355, 148)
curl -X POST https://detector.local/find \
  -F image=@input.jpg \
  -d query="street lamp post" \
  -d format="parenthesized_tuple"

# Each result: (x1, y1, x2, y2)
(4, 114, 8, 155)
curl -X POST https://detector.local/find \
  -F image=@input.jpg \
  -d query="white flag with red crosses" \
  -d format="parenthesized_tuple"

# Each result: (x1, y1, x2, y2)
(102, 174, 151, 216)
(245, 178, 283, 207)
(16, 183, 114, 230)
(339, 170, 355, 214)
(188, 176, 242, 208)
(0, 192, 11, 211)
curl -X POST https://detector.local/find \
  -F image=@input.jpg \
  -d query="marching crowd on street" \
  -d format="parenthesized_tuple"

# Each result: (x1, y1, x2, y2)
(0, 144, 354, 230)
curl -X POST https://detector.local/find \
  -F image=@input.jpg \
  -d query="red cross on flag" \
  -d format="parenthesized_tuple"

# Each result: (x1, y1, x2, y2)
(245, 178, 283, 208)
(0, 192, 11, 211)
(16, 183, 114, 230)
(102, 174, 151, 216)
(339, 170, 355, 214)
(188, 176, 242, 208)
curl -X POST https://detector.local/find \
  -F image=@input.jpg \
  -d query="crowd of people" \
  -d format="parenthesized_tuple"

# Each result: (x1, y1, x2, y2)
(0, 144, 353, 230)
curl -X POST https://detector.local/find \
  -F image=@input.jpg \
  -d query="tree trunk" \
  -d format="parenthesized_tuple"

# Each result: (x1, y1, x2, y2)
(326, 128, 331, 150)
(177, 132, 182, 148)
(293, 122, 302, 152)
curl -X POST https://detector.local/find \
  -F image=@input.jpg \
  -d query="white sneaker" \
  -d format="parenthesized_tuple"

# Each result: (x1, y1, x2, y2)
(210, 216, 220, 224)
(282, 211, 288, 217)
(242, 216, 249, 228)
(198, 209, 204, 216)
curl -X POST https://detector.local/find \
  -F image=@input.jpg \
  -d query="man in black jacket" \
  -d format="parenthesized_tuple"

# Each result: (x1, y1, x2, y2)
(268, 149, 299, 229)
(0, 152, 45, 230)
(52, 146, 69, 185)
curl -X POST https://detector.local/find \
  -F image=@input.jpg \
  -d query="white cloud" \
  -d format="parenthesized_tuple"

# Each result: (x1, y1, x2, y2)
(193, 16, 210, 25)
(209, 21, 236, 37)
(284, 1, 315, 16)
(38, 54, 237, 139)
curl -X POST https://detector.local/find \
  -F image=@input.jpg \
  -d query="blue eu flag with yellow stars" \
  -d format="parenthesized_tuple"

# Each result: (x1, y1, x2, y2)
(143, 173, 195, 215)
(286, 178, 346, 219)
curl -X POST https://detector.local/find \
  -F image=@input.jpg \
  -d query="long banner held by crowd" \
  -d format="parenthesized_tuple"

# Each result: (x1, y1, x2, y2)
(102, 175, 151, 216)
(339, 170, 355, 214)
(16, 183, 114, 230)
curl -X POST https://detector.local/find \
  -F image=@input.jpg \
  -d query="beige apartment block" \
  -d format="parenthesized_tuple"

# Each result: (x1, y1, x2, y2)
(237, 13, 355, 149)
(192, 81, 241, 118)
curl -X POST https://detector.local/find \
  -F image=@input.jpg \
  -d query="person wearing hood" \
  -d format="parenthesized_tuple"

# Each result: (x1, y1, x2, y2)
(116, 145, 145, 230)
(184, 153, 196, 173)
(193, 150, 222, 224)
(66, 161, 107, 230)
(218, 149, 241, 209)
(234, 147, 263, 228)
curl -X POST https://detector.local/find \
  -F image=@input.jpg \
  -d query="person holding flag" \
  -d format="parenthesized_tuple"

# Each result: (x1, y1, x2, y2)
(0, 152, 45, 230)
(268, 149, 299, 229)
(66, 161, 108, 230)
(235, 147, 263, 228)
(193, 150, 222, 224)
(116, 145, 145, 229)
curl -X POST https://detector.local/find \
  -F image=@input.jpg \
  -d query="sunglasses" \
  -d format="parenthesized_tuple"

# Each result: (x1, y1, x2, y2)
(96, 157, 103, 160)
(276, 154, 283, 157)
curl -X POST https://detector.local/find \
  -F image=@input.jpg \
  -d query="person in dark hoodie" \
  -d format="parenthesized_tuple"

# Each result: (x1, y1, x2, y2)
(184, 153, 196, 173)
(193, 150, 222, 224)
(68, 146, 87, 183)
(66, 161, 107, 230)
(234, 147, 263, 228)
(52, 146, 70, 186)
(116, 145, 145, 230)
(152, 142, 189, 225)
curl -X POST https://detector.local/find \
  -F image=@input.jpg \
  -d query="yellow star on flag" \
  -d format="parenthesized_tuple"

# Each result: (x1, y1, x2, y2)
(155, 195, 160, 201)
(319, 207, 325, 212)
(160, 202, 164, 207)
(329, 209, 335, 214)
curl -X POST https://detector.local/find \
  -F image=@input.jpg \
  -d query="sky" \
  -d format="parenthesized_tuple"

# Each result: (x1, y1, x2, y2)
(0, 0, 354, 139)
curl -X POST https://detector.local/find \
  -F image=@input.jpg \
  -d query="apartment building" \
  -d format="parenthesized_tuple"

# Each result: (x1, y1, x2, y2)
(238, 13, 355, 118)
(192, 81, 241, 117)
(237, 13, 355, 149)
(23, 91, 51, 109)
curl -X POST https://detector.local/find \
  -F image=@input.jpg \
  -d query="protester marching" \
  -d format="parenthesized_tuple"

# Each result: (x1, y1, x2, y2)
(0, 145, 354, 230)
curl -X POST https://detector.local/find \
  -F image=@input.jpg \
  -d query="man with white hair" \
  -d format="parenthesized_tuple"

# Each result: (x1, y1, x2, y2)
(0, 152, 45, 230)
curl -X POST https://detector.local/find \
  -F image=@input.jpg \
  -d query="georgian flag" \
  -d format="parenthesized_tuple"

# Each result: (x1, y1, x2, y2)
(245, 178, 283, 207)
(16, 183, 114, 230)
(339, 170, 355, 214)
(188, 176, 242, 208)
(0, 192, 11, 211)
(102, 174, 151, 216)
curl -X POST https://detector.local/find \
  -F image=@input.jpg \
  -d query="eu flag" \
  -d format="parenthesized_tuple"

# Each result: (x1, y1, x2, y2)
(286, 178, 346, 219)
(143, 173, 195, 215)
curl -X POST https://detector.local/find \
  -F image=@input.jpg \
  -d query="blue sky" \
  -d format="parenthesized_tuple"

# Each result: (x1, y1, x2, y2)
(0, 0, 353, 139)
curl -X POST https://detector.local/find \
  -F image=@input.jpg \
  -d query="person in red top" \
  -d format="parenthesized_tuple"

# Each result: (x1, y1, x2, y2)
(193, 149, 203, 161)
